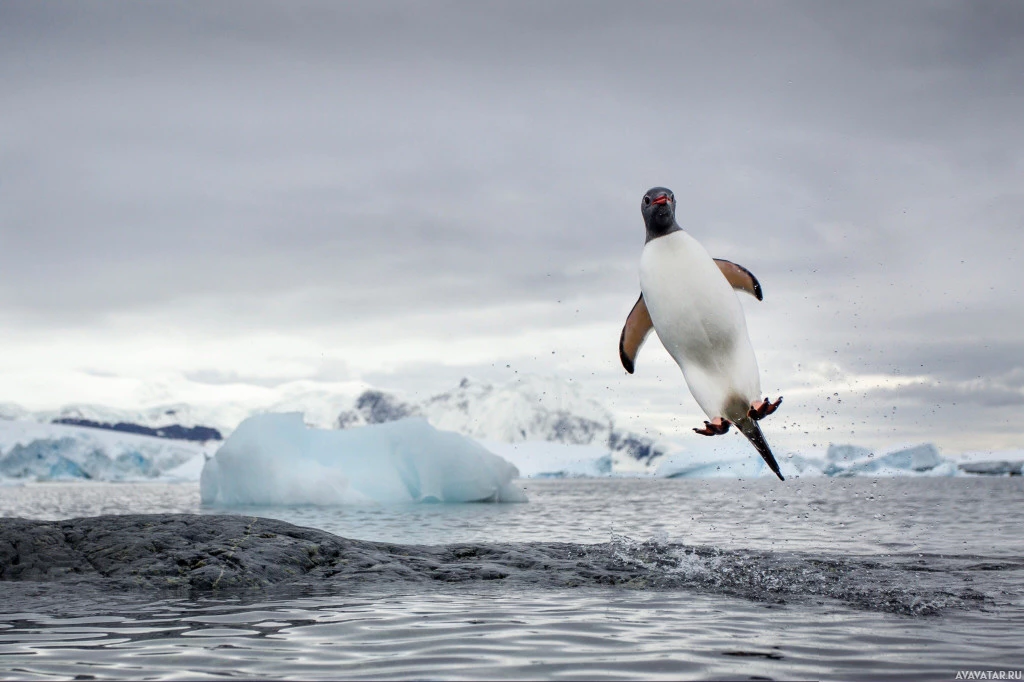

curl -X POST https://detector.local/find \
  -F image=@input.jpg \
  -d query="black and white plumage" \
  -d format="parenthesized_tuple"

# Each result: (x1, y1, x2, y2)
(619, 187, 785, 480)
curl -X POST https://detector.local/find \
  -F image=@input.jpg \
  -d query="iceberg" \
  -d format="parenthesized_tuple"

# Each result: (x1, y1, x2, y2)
(825, 443, 954, 477)
(957, 460, 1023, 476)
(200, 414, 527, 506)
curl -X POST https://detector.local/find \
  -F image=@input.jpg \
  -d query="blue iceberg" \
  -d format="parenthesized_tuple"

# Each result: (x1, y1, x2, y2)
(200, 414, 527, 505)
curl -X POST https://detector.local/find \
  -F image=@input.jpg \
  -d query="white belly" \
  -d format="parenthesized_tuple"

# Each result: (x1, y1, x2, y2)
(639, 231, 761, 420)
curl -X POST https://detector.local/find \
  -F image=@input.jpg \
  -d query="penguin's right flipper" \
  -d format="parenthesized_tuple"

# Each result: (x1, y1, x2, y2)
(714, 259, 763, 301)
(619, 294, 654, 374)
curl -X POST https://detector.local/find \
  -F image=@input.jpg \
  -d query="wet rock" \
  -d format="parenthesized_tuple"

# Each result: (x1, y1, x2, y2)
(1, 515, 406, 589)
(0, 514, 1011, 616)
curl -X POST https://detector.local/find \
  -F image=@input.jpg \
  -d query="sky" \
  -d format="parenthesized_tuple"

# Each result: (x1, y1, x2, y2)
(1, 1, 1022, 453)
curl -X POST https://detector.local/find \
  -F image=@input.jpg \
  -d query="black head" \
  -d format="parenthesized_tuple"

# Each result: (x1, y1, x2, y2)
(641, 186, 680, 241)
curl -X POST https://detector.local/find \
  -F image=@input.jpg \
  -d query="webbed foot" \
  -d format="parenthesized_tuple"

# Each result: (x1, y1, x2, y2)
(748, 396, 783, 421)
(694, 417, 731, 436)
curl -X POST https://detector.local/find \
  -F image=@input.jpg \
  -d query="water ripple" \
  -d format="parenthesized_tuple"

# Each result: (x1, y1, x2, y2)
(0, 586, 1021, 680)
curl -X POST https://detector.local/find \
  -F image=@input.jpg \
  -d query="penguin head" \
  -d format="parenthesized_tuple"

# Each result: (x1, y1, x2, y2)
(641, 187, 677, 235)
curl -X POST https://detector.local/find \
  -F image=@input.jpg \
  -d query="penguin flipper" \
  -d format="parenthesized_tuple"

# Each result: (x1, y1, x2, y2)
(619, 294, 653, 374)
(714, 259, 763, 301)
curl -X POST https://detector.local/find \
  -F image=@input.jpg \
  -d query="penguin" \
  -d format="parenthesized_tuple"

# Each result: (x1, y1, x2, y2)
(619, 186, 786, 480)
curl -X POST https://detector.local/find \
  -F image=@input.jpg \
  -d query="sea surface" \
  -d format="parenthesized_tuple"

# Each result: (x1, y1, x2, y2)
(1, 477, 1022, 680)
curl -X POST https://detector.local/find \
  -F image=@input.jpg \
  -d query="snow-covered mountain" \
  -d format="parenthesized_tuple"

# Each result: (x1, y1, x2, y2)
(2, 412, 1021, 484)
(6, 374, 1022, 483)
(0, 375, 670, 477)
(0, 382, 374, 442)
(334, 376, 668, 471)
(335, 376, 617, 442)
(38, 403, 226, 431)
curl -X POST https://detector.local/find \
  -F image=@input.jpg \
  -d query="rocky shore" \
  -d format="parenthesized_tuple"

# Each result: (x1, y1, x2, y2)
(0, 514, 516, 591)
(0, 514, 1010, 616)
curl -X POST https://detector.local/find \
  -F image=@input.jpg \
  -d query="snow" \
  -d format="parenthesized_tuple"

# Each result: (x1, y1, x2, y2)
(39, 402, 234, 433)
(4, 408, 1023, 484)
(0, 403, 33, 421)
(655, 436, 773, 479)
(1, 375, 673, 472)
(421, 376, 614, 444)
(3, 380, 374, 437)
(4, 371, 1024, 483)
(162, 452, 209, 481)
(200, 414, 527, 506)
(479, 440, 612, 478)
(256, 381, 373, 430)
(335, 376, 619, 445)
(335, 376, 670, 471)
(951, 448, 1024, 464)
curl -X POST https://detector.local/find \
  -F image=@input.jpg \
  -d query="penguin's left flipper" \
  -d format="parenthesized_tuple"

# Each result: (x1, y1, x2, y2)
(714, 259, 763, 301)
(619, 294, 653, 374)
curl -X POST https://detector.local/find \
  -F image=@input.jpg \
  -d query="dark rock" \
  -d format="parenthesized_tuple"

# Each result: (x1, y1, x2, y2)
(354, 390, 421, 424)
(547, 412, 606, 445)
(334, 410, 362, 429)
(607, 429, 667, 465)
(343, 379, 667, 466)
(1, 515, 364, 590)
(0, 514, 1008, 616)
(51, 418, 222, 442)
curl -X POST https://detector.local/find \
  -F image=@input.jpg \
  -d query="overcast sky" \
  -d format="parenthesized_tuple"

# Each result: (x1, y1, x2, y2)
(1, 1, 1022, 453)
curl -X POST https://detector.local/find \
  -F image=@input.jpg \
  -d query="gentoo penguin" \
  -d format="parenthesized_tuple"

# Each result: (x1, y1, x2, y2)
(619, 186, 785, 480)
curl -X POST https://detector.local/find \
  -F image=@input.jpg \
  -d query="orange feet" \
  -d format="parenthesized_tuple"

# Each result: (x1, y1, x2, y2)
(748, 396, 783, 421)
(694, 417, 731, 436)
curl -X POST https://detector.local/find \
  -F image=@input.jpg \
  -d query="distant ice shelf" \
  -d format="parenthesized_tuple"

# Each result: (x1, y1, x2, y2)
(2, 413, 1022, 485)
(200, 414, 527, 505)
(653, 438, 1021, 479)
(0, 419, 209, 483)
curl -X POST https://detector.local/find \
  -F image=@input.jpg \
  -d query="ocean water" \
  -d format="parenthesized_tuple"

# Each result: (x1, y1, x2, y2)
(1, 477, 1022, 680)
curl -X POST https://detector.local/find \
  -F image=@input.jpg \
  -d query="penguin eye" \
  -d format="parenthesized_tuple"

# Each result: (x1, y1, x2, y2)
(643, 196, 651, 206)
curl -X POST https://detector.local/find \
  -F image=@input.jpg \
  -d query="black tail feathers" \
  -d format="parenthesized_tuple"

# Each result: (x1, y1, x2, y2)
(736, 418, 785, 481)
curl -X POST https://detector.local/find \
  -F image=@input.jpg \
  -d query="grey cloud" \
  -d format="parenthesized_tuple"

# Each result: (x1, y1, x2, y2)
(871, 380, 1024, 409)
(182, 369, 329, 389)
(1, 1, 1023, 448)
